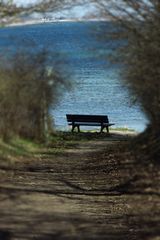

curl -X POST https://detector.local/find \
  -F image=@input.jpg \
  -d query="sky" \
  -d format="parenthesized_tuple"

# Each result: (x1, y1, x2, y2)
(43, 4, 100, 19)
(12, 0, 101, 19)
(12, 0, 152, 21)
(13, 0, 39, 6)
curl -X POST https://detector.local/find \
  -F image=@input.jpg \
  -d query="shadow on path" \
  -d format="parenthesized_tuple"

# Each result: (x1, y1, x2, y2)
(0, 132, 159, 240)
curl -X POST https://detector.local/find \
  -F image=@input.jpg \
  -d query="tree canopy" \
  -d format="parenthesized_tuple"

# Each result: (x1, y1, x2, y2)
(95, 0, 160, 160)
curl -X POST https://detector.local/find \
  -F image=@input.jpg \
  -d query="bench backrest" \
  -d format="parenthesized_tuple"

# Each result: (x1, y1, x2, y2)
(66, 114, 109, 123)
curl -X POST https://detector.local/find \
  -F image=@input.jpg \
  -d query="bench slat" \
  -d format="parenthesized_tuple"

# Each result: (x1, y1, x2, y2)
(68, 122, 114, 126)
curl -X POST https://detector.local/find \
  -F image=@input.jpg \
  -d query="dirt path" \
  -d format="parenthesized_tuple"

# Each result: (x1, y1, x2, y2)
(0, 132, 160, 240)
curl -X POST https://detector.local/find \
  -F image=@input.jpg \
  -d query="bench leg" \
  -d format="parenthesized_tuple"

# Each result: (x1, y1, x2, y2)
(106, 126, 109, 133)
(77, 125, 80, 132)
(71, 125, 80, 132)
(72, 125, 76, 132)
(100, 126, 109, 133)
(100, 126, 104, 133)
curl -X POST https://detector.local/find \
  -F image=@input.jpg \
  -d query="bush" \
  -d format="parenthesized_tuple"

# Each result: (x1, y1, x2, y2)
(0, 47, 69, 141)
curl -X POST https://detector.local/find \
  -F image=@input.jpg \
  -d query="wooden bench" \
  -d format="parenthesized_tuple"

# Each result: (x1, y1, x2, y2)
(66, 114, 115, 133)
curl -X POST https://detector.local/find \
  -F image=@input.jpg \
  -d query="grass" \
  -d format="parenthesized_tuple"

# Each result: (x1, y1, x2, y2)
(110, 127, 136, 132)
(49, 128, 136, 145)
(0, 134, 70, 162)
(0, 137, 41, 158)
(0, 127, 136, 161)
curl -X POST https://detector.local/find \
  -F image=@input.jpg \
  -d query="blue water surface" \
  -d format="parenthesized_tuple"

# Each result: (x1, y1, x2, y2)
(0, 21, 148, 132)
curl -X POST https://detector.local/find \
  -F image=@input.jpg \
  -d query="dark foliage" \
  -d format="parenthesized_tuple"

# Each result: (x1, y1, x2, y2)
(95, 0, 160, 162)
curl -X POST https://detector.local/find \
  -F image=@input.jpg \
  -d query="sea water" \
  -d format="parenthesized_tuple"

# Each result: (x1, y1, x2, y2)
(0, 21, 148, 132)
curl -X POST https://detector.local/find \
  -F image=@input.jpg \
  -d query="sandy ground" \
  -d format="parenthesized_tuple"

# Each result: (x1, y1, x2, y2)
(0, 132, 160, 240)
